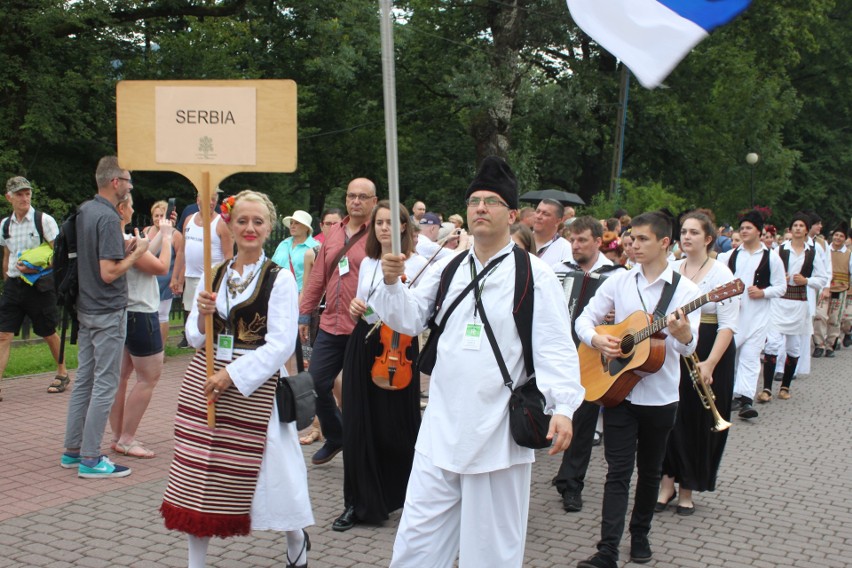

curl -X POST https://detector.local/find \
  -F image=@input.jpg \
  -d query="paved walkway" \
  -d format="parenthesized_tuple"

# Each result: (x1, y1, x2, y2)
(1, 347, 850, 567)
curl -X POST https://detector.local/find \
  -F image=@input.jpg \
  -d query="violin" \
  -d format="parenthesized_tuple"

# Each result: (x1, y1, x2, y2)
(371, 323, 414, 390)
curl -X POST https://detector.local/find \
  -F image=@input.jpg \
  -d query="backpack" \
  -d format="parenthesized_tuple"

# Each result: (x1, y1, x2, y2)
(419, 246, 534, 378)
(2, 210, 45, 243)
(53, 209, 81, 347)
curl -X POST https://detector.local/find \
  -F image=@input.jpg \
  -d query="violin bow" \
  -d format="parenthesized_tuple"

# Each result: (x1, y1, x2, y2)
(364, 229, 462, 341)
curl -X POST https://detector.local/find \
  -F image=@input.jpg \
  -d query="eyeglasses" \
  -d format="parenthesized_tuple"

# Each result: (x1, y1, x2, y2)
(114, 177, 133, 184)
(346, 193, 375, 201)
(465, 196, 508, 208)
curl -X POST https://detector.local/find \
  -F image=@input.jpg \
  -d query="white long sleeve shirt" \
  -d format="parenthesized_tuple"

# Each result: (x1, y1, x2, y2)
(575, 264, 700, 406)
(718, 244, 786, 344)
(770, 241, 830, 335)
(371, 240, 584, 474)
(187, 258, 298, 396)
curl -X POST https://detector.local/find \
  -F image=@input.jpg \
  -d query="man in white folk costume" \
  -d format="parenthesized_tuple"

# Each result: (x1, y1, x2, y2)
(371, 156, 584, 567)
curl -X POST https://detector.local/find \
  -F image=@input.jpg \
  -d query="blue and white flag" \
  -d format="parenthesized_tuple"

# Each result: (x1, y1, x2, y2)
(567, 0, 752, 88)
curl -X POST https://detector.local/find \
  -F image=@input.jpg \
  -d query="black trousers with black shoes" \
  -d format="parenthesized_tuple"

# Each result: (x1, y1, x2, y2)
(554, 400, 600, 499)
(596, 400, 678, 561)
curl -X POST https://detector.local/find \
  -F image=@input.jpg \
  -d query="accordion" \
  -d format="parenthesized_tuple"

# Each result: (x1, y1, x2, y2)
(557, 265, 624, 346)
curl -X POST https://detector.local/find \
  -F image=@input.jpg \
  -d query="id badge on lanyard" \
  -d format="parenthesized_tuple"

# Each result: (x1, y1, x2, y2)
(216, 332, 235, 362)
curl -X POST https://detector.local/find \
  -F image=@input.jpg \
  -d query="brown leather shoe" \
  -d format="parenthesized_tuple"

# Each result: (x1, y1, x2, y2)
(756, 390, 772, 403)
(778, 388, 791, 400)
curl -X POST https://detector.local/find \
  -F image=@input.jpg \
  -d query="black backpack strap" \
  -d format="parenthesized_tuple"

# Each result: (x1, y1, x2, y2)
(34, 210, 44, 244)
(512, 246, 535, 379)
(429, 251, 468, 326)
(4, 211, 46, 243)
(653, 271, 680, 320)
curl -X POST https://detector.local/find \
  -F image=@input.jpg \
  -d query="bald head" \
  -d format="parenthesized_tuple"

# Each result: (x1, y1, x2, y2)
(345, 178, 378, 223)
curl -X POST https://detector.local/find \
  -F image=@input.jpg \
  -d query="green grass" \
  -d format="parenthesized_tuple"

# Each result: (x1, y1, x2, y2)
(4, 342, 78, 378)
(4, 314, 190, 379)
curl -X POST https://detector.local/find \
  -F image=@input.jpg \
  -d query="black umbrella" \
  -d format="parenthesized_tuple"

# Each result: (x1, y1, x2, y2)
(519, 189, 585, 206)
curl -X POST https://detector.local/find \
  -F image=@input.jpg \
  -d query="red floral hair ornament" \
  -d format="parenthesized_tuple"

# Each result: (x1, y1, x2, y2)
(219, 195, 236, 223)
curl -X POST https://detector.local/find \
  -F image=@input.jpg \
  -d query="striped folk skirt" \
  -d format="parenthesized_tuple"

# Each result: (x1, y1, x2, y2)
(161, 350, 277, 538)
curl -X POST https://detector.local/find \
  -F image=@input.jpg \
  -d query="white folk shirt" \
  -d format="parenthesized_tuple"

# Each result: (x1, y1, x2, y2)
(371, 240, 584, 475)
(575, 264, 700, 406)
(536, 233, 573, 266)
(672, 259, 740, 334)
(553, 252, 613, 277)
(807, 236, 833, 315)
(770, 242, 830, 336)
(717, 244, 786, 344)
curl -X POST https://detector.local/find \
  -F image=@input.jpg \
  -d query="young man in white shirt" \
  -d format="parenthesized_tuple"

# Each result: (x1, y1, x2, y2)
(374, 156, 584, 567)
(758, 212, 829, 401)
(574, 212, 700, 568)
(717, 210, 786, 419)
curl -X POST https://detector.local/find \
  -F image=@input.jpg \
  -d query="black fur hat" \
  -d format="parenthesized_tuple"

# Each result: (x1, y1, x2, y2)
(738, 209, 765, 233)
(465, 156, 519, 209)
(791, 211, 812, 231)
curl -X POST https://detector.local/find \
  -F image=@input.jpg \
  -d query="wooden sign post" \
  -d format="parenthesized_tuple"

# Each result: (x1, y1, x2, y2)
(116, 80, 297, 427)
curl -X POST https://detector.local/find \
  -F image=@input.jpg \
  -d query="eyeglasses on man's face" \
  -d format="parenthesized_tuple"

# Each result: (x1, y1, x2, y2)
(465, 196, 508, 208)
(114, 177, 133, 184)
(346, 193, 375, 202)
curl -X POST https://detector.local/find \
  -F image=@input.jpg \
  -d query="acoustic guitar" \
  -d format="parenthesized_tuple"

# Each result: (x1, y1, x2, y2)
(578, 278, 744, 407)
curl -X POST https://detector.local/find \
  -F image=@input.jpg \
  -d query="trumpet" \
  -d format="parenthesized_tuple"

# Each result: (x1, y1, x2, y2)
(683, 353, 731, 432)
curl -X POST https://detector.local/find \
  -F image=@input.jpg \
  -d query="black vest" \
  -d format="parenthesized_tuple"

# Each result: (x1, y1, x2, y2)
(728, 248, 772, 289)
(778, 246, 815, 278)
(211, 260, 281, 350)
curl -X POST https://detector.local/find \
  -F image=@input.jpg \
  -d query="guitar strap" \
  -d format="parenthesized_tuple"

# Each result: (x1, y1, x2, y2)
(653, 271, 681, 321)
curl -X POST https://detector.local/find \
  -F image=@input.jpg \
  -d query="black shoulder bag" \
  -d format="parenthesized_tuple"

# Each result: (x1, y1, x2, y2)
(476, 282, 551, 450)
(276, 334, 316, 429)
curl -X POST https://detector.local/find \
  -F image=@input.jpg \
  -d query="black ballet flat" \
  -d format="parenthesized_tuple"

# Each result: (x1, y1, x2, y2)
(286, 529, 311, 568)
(654, 491, 676, 512)
(676, 504, 695, 516)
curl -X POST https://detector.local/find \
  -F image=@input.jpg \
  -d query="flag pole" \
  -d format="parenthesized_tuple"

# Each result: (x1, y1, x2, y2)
(609, 65, 630, 208)
(379, 0, 402, 255)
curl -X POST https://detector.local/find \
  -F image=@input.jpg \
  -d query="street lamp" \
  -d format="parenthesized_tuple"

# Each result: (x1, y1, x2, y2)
(746, 152, 759, 208)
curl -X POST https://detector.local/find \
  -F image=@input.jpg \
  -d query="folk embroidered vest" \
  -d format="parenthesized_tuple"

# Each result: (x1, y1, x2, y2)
(211, 260, 281, 350)
(830, 248, 851, 292)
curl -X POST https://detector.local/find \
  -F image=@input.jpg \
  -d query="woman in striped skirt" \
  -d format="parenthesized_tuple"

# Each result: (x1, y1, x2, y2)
(161, 190, 313, 568)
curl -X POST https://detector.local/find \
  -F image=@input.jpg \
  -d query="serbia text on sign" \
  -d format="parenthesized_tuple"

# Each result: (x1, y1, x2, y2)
(155, 86, 257, 166)
(175, 110, 237, 125)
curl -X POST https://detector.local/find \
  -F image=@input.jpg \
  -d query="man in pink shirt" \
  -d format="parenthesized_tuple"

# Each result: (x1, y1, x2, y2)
(299, 178, 377, 465)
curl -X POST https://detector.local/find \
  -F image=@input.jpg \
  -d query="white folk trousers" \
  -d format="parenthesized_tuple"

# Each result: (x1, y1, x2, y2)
(734, 332, 765, 400)
(390, 451, 531, 568)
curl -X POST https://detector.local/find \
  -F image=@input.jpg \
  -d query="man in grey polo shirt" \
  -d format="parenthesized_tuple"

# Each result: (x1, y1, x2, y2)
(61, 156, 148, 478)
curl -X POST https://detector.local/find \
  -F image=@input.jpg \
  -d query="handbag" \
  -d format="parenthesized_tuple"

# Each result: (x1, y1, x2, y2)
(276, 335, 317, 430)
(477, 295, 552, 450)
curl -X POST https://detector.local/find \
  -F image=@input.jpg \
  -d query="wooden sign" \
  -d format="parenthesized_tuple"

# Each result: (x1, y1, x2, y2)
(116, 79, 297, 427)
(116, 79, 296, 191)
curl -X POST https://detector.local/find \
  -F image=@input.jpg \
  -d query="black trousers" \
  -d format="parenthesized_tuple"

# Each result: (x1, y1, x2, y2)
(309, 329, 349, 448)
(597, 400, 678, 561)
(554, 400, 600, 496)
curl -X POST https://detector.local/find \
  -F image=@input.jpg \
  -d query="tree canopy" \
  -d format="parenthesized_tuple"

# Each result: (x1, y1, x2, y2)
(0, 0, 848, 231)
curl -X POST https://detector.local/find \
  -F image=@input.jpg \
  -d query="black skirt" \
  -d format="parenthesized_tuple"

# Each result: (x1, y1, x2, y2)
(341, 319, 421, 523)
(661, 322, 735, 492)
